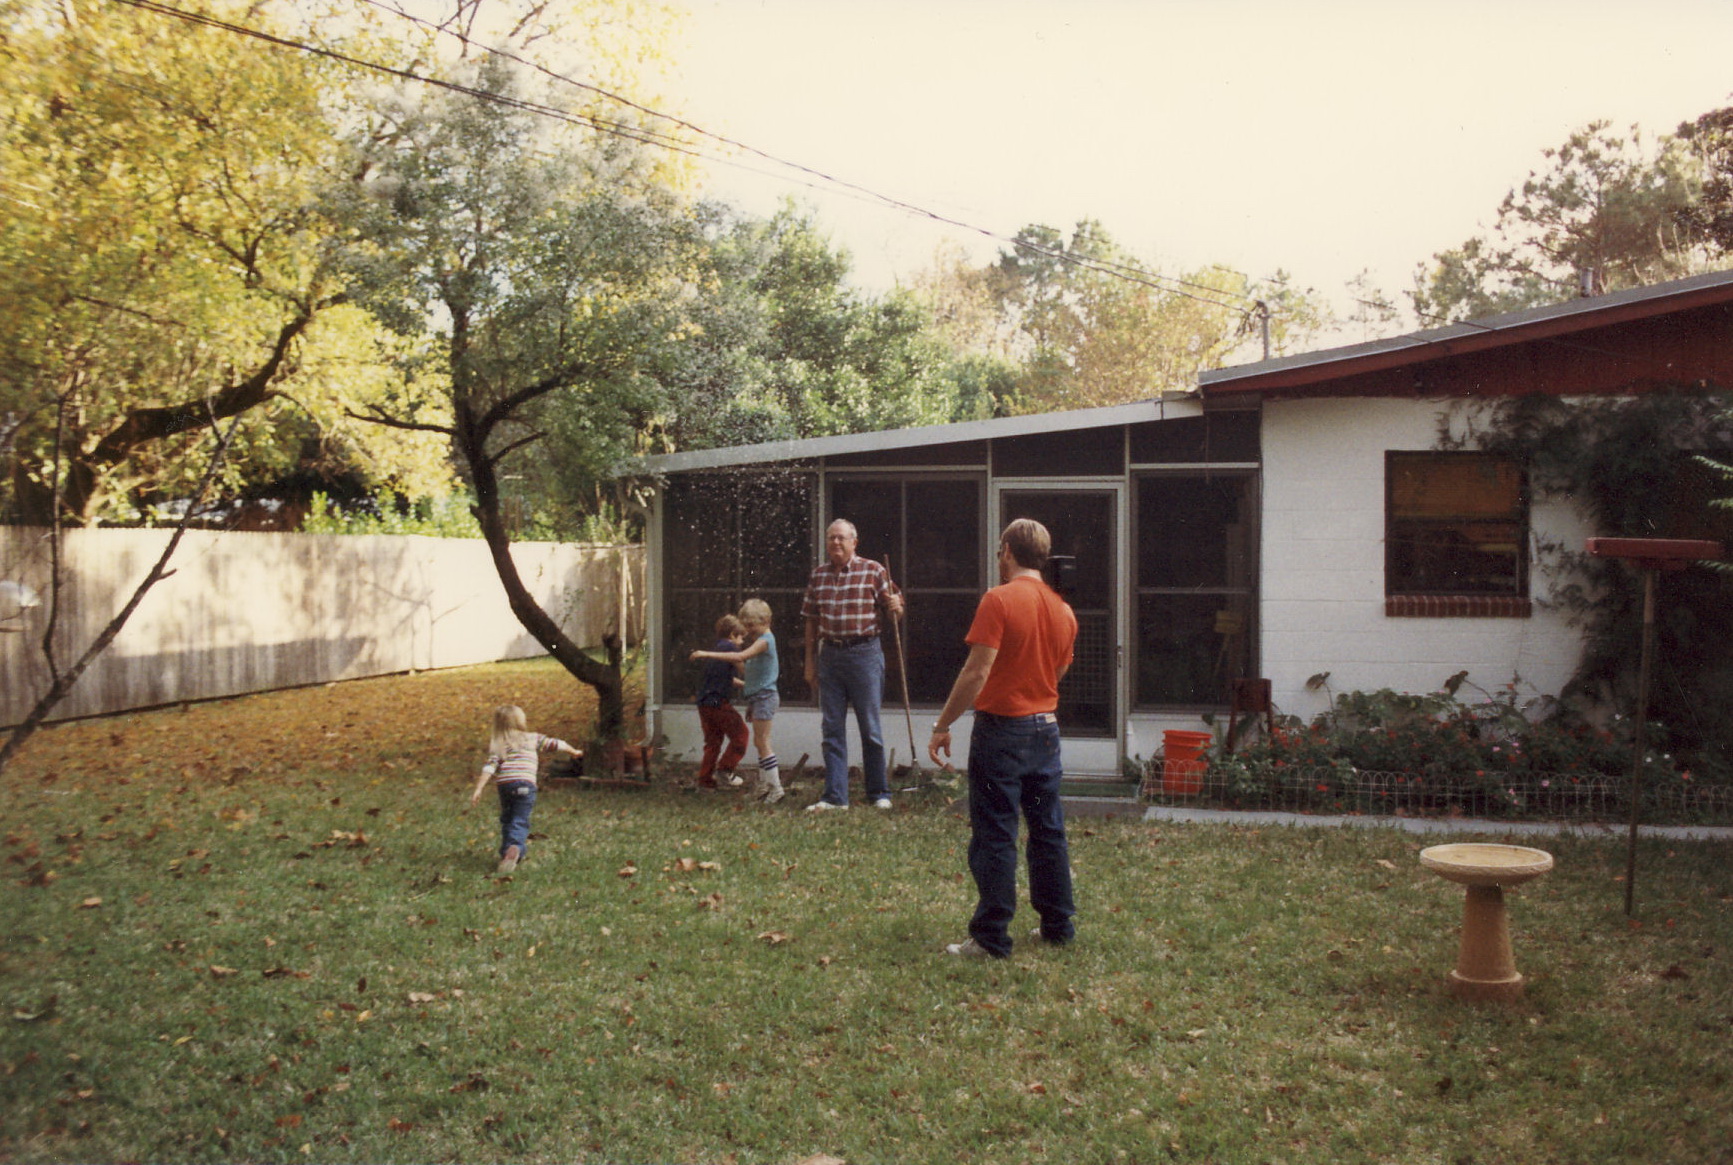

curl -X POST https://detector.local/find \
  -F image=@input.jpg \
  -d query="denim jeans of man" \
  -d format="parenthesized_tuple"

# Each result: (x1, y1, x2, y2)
(496, 781, 536, 857)
(817, 639, 887, 806)
(966, 712, 1075, 956)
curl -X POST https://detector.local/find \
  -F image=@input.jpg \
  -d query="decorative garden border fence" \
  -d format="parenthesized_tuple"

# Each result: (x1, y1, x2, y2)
(1140, 763, 1733, 826)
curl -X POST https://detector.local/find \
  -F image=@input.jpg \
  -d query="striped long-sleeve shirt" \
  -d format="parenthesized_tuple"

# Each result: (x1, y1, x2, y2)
(481, 734, 571, 787)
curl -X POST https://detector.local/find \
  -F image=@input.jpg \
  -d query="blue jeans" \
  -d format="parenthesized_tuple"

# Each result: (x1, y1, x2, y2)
(817, 639, 887, 806)
(496, 781, 536, 857)
(966, 712, 1075, 956)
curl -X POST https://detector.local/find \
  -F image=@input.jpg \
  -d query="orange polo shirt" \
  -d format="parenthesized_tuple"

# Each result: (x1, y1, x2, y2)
(966, 574, 1077, 717)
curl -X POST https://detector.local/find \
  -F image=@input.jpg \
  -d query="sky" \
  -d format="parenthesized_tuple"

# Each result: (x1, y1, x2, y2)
(665, 0, 1733, 316)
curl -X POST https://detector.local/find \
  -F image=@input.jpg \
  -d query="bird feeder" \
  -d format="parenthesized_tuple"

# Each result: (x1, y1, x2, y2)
(1584, 538, 1723, 915)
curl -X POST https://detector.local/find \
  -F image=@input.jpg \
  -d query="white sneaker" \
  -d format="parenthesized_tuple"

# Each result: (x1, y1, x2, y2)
(872, 797, 892, 810)
(726, 772, 744, 786)
(944, 937, 999, 959)
(762, 787, 785, 805)
(805, 800, 847, 812)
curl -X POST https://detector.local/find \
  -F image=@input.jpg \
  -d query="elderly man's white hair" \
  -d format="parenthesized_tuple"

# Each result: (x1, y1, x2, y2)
(827, 519, 859, 539)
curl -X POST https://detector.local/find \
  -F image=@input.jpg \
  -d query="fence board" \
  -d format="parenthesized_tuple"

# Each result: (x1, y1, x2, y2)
(0, 528, 642, 728)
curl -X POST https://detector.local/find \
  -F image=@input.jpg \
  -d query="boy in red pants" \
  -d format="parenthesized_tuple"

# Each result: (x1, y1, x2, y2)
(693, 613, 749, 789)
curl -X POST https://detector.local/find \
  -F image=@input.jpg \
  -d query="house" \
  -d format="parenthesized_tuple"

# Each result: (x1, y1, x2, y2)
(633, 269, 1733, 782)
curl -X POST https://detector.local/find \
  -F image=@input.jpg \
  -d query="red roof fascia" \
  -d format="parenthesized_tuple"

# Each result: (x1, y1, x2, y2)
(1205, 280, 1733, 397)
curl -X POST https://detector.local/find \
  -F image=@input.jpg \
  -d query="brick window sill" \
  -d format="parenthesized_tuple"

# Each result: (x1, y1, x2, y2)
(1386, 595, 1532, 618)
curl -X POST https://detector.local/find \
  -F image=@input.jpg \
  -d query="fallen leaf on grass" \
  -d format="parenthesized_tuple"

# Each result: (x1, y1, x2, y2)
(78, 897, 102, 909)
(697, 892, 724, 910)
(261, 967, 309, 980)
(11, 996, 57, 1022)
(757, 930, 790, 945)
(275, 1114, 302, 1129)
(617, 864, 637, 878)
(796, 1155, 848, 1165)
(1660, 964, 1690, 981)
(1375, 859, 1397, 870)
(386, 1117, 415, 1133)
(407, 992, 438, 1004)
(209, 965, 238, 978)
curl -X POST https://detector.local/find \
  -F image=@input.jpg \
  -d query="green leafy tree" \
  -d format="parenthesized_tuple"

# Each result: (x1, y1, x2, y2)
(1674, 103, 1733, 257)
(0, 0, 450, 525)
(1413, 121, 1705, 323)
(331, 57, 699, 743)
(949, 221, 1330, 413)
(615, 203, 977, 461)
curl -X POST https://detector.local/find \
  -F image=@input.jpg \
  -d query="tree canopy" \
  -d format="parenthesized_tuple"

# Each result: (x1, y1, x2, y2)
(1412, 118, 1722, 324)
(0, 0, 459, 525)
(912, 221, 1331, 414)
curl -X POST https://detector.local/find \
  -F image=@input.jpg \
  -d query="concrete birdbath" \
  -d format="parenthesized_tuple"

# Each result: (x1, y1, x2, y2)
(1419, 843, 1554, 1002)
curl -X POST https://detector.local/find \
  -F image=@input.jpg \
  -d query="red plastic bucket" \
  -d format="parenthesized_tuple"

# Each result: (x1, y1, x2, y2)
(1161, 730, 1213, 796)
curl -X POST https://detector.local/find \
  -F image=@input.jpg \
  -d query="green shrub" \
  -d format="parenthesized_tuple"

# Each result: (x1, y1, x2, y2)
(1199, 674, 1716, 818)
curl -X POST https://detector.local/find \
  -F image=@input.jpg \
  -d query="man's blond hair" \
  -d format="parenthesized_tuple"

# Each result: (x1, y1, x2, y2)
(1001, 518, 1052, 570)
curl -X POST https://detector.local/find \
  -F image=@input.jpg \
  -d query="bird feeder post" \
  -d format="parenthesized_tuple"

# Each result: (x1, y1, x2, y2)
(1624, 565, 1657, 917)
(1585, 538, 1723, 917)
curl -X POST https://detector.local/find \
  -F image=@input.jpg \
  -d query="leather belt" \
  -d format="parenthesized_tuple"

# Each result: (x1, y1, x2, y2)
(821, 633, 878, 647)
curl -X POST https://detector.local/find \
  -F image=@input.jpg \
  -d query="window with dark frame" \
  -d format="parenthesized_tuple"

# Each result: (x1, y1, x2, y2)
(1386, 452, 1529, 617)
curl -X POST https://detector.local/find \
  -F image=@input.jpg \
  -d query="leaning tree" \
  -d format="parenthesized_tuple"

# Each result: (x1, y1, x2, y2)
(329, 59, 702, 744)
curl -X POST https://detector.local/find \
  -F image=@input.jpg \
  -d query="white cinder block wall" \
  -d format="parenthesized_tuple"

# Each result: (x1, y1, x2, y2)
(1259, 397, 1593, 726)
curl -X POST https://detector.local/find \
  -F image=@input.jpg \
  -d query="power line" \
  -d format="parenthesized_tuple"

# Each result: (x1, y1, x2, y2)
(108, 0, 1258, 315)
(353, 0, 1261, 314)
(107, 0, 727, 165)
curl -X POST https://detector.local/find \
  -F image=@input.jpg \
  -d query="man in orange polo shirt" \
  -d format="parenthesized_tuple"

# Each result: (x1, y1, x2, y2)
(928, 519, 1078, 959)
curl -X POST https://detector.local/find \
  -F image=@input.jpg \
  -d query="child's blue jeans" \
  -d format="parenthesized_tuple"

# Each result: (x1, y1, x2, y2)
(496, 781, 537, 857)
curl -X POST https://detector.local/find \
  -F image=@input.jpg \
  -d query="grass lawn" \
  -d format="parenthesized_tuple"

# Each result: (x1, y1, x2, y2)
(2, 659, 1730, 1164)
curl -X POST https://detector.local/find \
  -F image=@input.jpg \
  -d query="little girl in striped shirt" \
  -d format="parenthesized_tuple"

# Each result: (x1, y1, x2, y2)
(466, 704, 581, 873)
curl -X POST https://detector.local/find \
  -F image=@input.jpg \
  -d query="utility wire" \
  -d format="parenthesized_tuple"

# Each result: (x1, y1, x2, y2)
(354, 0, 1259, 313)
(108, 0, 727, 164)
(108, 0, 1258, 316)
(98, 0, 1688, 366)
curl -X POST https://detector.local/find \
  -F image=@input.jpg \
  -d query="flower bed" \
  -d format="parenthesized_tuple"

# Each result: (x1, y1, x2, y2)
(1140, 679, 1733, 824)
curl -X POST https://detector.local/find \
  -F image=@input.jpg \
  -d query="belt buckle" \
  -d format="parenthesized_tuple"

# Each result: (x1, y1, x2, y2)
(1037, 712, 1057, 724)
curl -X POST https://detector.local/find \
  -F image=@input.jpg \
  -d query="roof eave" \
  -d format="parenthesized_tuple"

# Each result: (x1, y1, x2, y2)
(1201, 269, 1733, 397)
(629, 394, 1202, 475)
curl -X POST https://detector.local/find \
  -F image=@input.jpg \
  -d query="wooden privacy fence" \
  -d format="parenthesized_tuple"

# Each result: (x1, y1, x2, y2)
(0, 527, 643, 729)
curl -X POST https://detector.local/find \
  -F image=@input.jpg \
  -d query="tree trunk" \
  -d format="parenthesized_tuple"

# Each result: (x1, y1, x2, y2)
(0, 417, 240, 775)
(463, 422, 626, 746)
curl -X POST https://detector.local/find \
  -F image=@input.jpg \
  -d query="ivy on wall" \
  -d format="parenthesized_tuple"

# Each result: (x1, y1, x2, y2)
(1447, 389, 1733, 777)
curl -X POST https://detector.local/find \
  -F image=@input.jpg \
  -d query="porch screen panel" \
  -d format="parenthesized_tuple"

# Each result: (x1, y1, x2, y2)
(1134, 474, 1257, 708)
(828, 476, 982, 704)
(1000, 489, 1115, 736)
(662, 471, 816, 705)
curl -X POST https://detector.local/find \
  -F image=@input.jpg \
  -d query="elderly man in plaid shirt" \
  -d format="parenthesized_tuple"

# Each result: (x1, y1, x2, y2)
(801, 519, 905, 811)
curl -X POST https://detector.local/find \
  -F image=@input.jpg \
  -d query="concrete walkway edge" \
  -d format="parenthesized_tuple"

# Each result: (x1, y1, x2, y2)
(1139, 802, 1733, 841)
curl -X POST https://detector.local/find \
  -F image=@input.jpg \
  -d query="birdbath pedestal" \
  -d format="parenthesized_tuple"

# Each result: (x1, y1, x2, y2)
(1419, 843, 1554, 1002)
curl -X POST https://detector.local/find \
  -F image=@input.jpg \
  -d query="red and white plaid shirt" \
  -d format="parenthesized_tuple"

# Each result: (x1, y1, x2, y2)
(802, 556, 893, 640)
